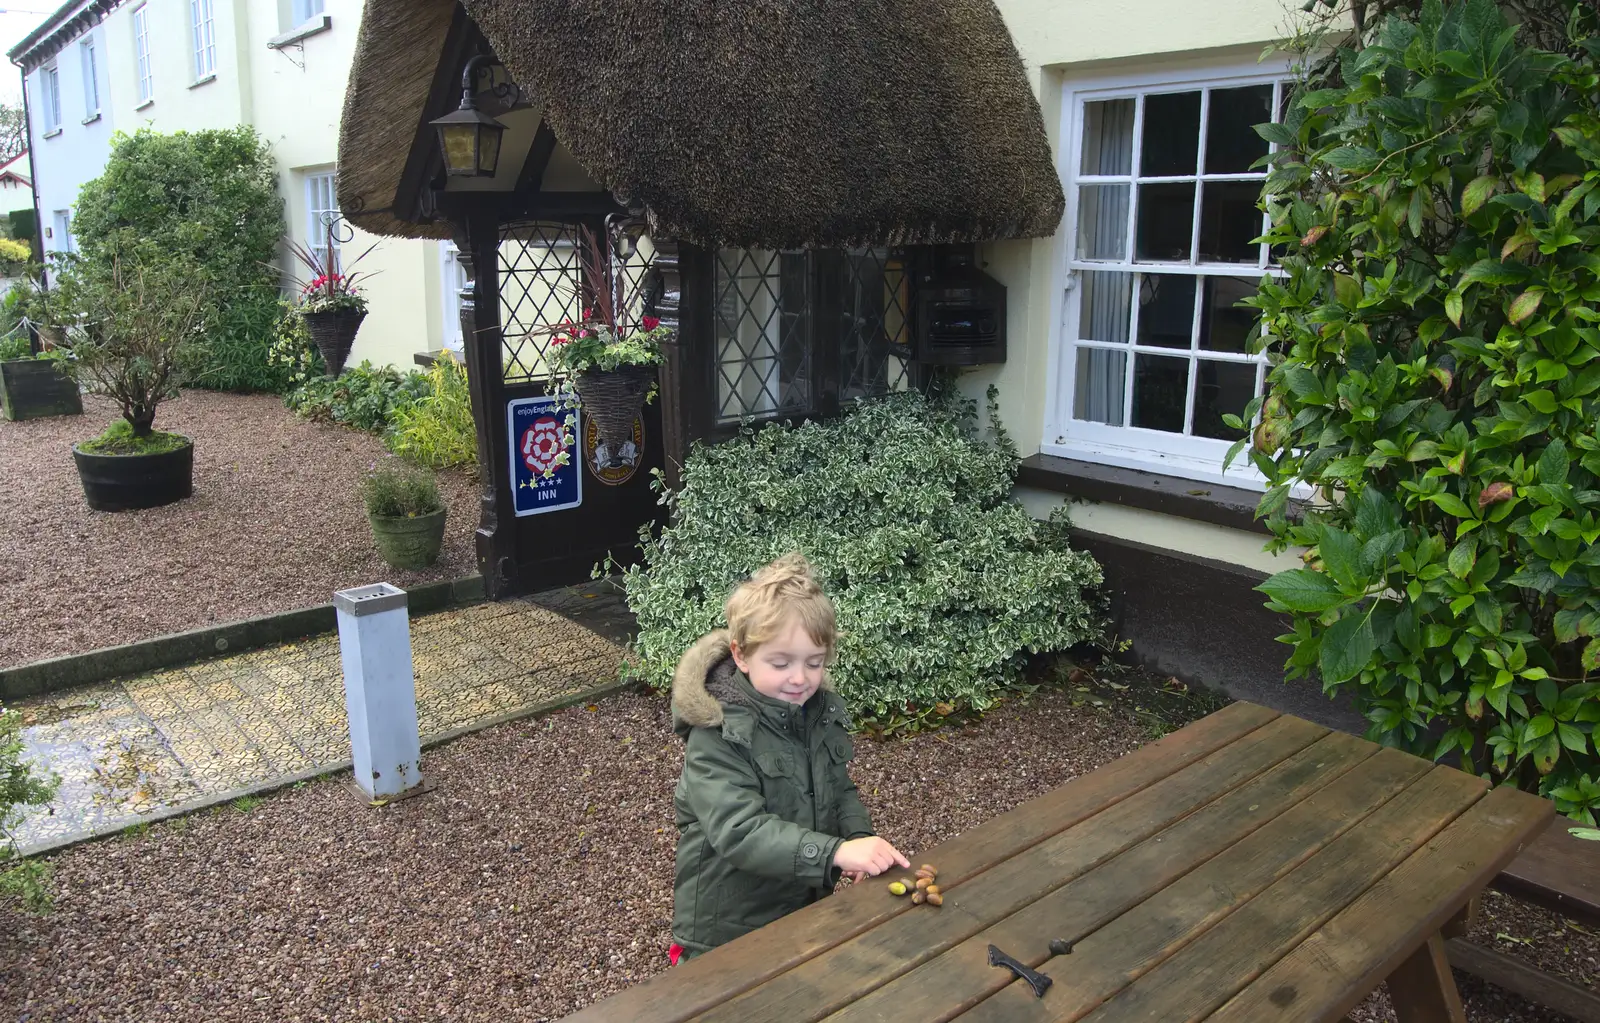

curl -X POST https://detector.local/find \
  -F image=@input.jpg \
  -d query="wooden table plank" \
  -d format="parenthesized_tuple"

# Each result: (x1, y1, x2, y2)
(692, 715, 1329, 1023)
(1204, 784, 1554, 1023)
(1059, 766, 1494, 1023)
(813, 734, 1407, 1023)
(958, 764, 1487, 1023)
(1491, 820, 1600, 927)
(559, 701, 1282, 1023)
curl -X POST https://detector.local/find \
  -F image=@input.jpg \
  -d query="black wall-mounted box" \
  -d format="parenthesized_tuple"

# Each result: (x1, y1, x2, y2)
(904, 244, 1007, 366)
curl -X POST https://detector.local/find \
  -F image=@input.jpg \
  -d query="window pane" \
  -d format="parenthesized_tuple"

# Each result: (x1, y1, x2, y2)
(715, 249, 810, 423)
(1141, 92, 1200, 176)
(1136, 274, 1195, 349)
(1198, 181, 1262, 263)
(1135, 183, 1194, 262)
(1080, 99, 1134, 176)
(1200, 277, 1259, 353)
(1192, 360, 1257, 440)
(1205, 85, 1273, 174)
(1076, 184, 1129, 261)
(1078, 270, 1132, 344)
(1132, 354, 1188, 432)
(1074, 348, 1126, 426)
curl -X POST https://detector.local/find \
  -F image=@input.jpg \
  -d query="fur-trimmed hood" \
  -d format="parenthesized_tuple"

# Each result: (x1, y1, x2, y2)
(670, 631, 839, 737)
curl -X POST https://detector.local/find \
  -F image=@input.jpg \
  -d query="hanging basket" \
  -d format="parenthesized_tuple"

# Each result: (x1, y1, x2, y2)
(573, 365, 654, 449)
(303, 308, 366, 378)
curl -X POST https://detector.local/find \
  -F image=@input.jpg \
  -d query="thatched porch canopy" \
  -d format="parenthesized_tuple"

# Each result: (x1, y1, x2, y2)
(338, 0, 1064, 248)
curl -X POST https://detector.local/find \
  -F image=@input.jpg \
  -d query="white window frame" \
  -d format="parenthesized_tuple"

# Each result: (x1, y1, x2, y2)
(440, 243, 467, 352)
(191, 0, 217, 80)
(133, 4, 153, 104)
(39, 63, 61, 132)
(80, 38, 100, 118)
(293, 0, 325, 25)
(304, 170, 341, 273)
(1044, 57, 1293, 489)
(52, 210, 74, 253)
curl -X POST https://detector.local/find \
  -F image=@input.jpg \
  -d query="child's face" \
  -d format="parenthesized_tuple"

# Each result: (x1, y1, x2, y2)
(731, 617, 828, 705)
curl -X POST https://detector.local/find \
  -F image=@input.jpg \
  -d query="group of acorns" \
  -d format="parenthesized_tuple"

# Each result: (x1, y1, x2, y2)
(887, 863, 944, 907)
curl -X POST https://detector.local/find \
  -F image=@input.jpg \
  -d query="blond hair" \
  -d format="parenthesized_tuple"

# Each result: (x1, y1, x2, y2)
(725, 553, 837, 657)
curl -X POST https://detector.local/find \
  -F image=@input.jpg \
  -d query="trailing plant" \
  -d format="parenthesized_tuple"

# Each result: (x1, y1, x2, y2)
(265, 299, 325, 387)
(286, 361, 428, 434)
(387, 352, 477, 469)
(360, 461, 444, 518)
(70, 127, 286, 393)
(1, 704, 58, 913)
(616, 385, 1104, 719)
(46, 253, 205, 438)
(1244, 0, 1600, 821)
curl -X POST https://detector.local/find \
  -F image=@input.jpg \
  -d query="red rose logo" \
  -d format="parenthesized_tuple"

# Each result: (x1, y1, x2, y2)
(521, 415, 567, 475)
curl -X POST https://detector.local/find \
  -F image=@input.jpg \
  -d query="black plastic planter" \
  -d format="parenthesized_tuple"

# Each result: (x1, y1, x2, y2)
(1, 358, 82, 421)
(72, 437, 195, 512)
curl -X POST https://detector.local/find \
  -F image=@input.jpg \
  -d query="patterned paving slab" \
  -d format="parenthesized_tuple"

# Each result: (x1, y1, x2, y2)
(8, 596, 624, 853)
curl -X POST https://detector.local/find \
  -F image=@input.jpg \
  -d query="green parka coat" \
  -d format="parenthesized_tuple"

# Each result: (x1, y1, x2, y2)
(670, 631, 875, 957)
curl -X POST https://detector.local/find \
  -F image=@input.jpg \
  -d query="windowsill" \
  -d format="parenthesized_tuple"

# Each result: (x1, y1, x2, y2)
(267, 15, 331, 50)
(1018, 453, 1303, 535)
(188, 73, 216, 90)
(81, 113, 100, 125)
(41, 127, 62, 139)
(135, 98, 154, 111)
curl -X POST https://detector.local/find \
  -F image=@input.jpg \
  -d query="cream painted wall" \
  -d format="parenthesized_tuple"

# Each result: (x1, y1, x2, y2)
(34, 0, 444, 369)
(954, 0, 1308, 571)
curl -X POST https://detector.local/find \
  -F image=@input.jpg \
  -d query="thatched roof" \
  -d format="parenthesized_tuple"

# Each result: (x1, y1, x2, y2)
(338, 0, 1065, 248)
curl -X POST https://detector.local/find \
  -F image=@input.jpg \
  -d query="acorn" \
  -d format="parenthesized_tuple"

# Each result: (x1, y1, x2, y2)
(911, 890, 926, 905)
(925, 884, 941, 896)
(887, 880, 909, 896)
(915, 868, 936, 881)
(920, 864, 937, 874)
(915, 877, 933, 891)
(925, 892, 944, 907)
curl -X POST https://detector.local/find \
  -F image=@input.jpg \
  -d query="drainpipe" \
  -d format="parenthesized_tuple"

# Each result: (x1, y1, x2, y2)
(10, 51, 46, 353)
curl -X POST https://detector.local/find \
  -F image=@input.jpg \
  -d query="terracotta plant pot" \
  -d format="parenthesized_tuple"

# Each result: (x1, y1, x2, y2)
(368, 507, 448, 570)
(303, 308, 366, 378)
(1, 357, 81, 421)
(573, 365, 654, 449)
(72, 436, 194, 512)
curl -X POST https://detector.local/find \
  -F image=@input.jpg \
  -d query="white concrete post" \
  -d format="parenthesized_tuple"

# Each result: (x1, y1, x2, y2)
(333, 583, 423, 799)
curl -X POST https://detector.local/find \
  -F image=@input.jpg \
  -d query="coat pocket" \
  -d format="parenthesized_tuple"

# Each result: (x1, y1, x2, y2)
(753, 749, 801, 818)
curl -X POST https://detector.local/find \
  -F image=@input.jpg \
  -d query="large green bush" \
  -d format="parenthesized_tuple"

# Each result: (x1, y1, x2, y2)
(71, 128, 286, 393)
(1, 704, 57, 912)
(1246, 0, 1600, 821)
(618, 386, 1104, 718)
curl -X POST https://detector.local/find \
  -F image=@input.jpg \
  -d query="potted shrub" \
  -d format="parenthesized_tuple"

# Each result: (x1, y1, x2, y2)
(537, 225, 671, 469)
(50, 256, 206, 512)
(361, 461, 447, 570)
(0, 271, 82, 422)
(286, 223, 376, 379)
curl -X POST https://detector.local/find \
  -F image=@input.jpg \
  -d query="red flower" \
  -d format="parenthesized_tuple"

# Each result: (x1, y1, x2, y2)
(551, 336, 569, 346)
(642, 316, 661, 331)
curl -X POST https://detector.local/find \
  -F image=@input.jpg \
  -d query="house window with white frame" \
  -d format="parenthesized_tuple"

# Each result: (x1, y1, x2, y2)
(294, 0, 325, 25)
(52, 210, 74, 253)
(192, 0, 217, 79)
(80, 38, 100, 118)
(305, 170, 341, 273)
(133, 4, 153, 103)
(1049, 67, 1288, 484)
(40, 64, 61, 133)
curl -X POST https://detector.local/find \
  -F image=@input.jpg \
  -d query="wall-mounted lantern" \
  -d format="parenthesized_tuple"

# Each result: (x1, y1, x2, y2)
(430, 54, 508, 177)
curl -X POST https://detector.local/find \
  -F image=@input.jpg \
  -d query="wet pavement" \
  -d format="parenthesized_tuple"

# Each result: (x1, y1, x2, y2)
(8, 587, 631, 854)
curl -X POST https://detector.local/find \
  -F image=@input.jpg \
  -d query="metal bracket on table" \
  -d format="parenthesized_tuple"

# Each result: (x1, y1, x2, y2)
(988, 944, 1053, 998)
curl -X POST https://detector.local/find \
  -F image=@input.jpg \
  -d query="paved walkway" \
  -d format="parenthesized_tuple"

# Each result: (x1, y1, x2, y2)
(9, 589, 631, 854)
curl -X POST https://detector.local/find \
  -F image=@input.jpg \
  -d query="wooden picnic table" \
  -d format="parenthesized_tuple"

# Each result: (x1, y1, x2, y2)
(562, 702, 1554, 1023)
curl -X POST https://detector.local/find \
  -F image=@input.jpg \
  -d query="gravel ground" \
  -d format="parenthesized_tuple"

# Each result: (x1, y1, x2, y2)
(1, 686, 1591, 1022)
(0, 391, 479, 670)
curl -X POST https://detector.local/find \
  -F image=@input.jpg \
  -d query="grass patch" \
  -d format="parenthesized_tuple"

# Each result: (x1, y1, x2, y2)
(230, 795, 263, 814)
(78, 419, 189, 456)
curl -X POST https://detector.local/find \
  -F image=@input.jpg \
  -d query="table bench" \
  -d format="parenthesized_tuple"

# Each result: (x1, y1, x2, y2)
(562, 702, 1552, 1023)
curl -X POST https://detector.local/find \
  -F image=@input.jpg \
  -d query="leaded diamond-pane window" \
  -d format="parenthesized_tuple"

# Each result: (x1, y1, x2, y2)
(715, 247, 914, 424)
(499, 221, 583, 384)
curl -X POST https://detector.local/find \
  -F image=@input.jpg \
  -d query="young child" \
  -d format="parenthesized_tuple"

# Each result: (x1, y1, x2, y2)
(669, 553, 909, 962)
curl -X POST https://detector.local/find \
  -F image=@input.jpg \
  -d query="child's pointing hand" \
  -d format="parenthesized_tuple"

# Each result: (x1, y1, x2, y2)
(833, 837, 911, 880)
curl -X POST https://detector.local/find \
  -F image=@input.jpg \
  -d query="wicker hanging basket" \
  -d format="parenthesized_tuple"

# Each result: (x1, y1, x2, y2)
(303, 308, 367, 378)
(573, 365, 654, 449)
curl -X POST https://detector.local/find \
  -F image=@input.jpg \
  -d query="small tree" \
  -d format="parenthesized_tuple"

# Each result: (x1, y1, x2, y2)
(70, 127, 286, 393)
(1246, 0, 1600, 822)
(50, 255, 207, 437)
(1, 704, 58, 913)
